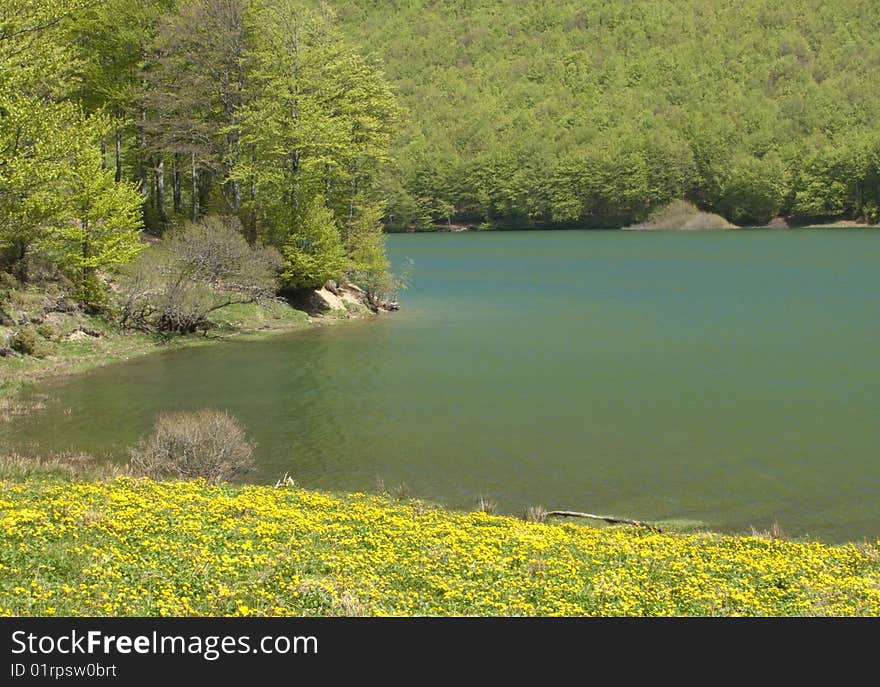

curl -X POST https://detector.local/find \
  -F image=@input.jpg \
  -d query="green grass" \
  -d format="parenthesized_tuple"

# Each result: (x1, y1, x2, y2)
(208, 300, 310, 332)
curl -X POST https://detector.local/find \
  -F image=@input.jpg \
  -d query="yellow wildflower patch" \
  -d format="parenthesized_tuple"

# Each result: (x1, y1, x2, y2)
(0, 477, 877, 616)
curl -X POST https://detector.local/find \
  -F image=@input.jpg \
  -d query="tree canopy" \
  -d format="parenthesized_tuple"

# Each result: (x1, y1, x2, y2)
(326, 0, 880, 228)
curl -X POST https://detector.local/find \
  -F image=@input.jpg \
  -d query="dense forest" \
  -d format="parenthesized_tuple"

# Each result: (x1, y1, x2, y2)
(328, 0, 880, 229)
(1, 0, 397, 310)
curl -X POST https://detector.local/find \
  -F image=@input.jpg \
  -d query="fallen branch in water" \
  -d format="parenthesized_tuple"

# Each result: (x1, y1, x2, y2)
(545, 510, 661, 532)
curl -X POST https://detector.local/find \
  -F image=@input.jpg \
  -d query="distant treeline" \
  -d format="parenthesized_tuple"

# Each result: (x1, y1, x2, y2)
(329, 0, 880, 229)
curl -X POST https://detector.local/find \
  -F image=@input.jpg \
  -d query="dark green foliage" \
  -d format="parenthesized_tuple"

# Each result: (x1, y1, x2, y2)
(11, 327, 43, 356)
(35, 323, 56, 341)
(0, 272, 17, 292)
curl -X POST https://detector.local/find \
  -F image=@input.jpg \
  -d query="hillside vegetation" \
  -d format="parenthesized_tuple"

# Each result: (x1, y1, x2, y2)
(328, 0, 880, 228)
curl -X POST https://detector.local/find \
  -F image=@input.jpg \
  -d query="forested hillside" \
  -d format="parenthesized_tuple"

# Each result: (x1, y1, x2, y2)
(328, 0, 880, 228)
(3, 0, 880, 307)
(1, 0, 397, 309)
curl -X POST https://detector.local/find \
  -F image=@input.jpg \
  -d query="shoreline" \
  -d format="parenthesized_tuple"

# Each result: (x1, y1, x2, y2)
(387, 216, 880, 234)
(0, 293, 376, 422)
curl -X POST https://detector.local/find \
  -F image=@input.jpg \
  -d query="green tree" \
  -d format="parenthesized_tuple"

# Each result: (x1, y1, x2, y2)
(347, 202, 391, 303)
(715, 153, 787, 225)
(0, 1, 97, 279)
(236, 1, 397, 246)
(281, 196, 346, 289)
(42, 121, 144, 305)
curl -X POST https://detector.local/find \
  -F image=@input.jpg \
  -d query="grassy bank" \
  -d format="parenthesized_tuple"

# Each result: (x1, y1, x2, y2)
(0, 474, 877, 616)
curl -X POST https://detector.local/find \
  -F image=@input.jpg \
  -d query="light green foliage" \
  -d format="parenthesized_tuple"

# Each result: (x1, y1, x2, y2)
(323, 0, 880, 227)
(236, 1, 397, 242)
(0, 1, 85, 276)
(347, 203, 393, 303)
(0, 0, 144, 294)
(281, 197, 346, 289)
(714, 154, 787, 226)
(41, 121, 144, 305)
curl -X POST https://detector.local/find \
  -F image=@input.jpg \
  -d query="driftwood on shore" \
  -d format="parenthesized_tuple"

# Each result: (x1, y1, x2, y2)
(545, 510, 661, 532)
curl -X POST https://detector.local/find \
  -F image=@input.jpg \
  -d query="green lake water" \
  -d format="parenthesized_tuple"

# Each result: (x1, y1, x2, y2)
(5, 229, 880, 541)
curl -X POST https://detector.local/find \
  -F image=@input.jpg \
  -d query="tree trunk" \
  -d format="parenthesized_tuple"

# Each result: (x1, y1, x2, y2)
(152, 160, 158, 209)
(291, 149, 300, 215)
(138, 110, 148, 199)
(81, 219, 94, 292)
(156, 158, 168, 225)
(100, 138, 107, 170)
(173, 154, 182, 214)
(545, 510, 660, 532)
(199, 170, 211, 214)
(349, 174, 359, 228)
(248, 146, 258, 244)
(115, 126, 122, 183)
(14, 241, 28, 283)
(191, 152, 199, 221)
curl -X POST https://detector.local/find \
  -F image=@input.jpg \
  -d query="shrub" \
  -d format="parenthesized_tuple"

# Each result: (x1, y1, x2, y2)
(524, 505, 547, 523)
(0, 271, 17, 291)
(11, 326, 44, 356)
(117, 216, 281, 334)
(629, 200, 734, 231)
(35, 323, 55, 340)
(128, 409, 255, 483)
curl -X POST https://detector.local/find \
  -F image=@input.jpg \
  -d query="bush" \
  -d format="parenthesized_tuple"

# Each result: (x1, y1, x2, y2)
(0, 271, 17, 291)
(129, 409, 255, 483)
(117, 216, 281, 334)
(629, 200, 734, 231)
(35, 323, 55, 340)
(11, 326, 45, 356)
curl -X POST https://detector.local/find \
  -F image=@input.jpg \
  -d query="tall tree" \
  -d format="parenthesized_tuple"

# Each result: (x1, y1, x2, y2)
(237, 0, 397, 283)
(0, 1, 92, 279)
(42, 119, 144, 305)
(1, 1, 145, 293)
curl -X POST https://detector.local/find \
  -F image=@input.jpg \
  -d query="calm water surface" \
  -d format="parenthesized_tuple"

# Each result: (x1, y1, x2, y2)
(6, 229, 880, 541)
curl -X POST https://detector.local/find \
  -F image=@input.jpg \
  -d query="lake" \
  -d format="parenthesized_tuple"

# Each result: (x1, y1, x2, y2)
(6, 229, 880, 542)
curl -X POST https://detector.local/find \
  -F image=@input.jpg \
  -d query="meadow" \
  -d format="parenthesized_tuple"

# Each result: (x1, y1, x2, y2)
(1, 476, 878, 617)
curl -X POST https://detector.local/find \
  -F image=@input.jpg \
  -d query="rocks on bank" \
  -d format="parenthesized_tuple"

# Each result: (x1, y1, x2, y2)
(306, 281, 399, 317)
